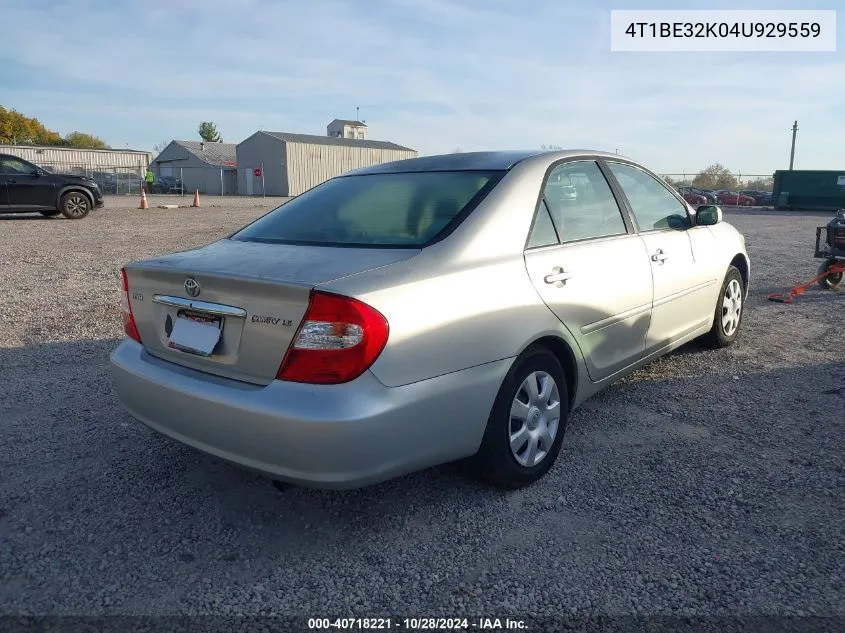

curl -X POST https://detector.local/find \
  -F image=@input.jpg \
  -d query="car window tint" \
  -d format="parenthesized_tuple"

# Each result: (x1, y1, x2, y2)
(231, 171, 501, 247)
(606, 162, 690, 231)
(542, 161, 627, 243)
(527, 201, 559, 248)
(0, 158, 32, 174)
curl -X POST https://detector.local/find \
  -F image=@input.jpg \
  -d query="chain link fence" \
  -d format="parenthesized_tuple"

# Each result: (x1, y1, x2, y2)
(659, 173, 775, 191)
(151, 166, 238, 196)
(35, 162, 145, 195)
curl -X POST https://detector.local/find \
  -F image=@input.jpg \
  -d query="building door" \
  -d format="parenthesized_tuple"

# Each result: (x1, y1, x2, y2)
(244, 169, 254, 195)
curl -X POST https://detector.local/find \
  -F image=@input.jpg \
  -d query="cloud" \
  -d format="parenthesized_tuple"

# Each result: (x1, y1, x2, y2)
(1, 0, 842, 172)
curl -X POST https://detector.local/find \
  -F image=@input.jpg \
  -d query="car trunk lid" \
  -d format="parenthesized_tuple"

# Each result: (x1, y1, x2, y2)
(124, 239, 419, 385)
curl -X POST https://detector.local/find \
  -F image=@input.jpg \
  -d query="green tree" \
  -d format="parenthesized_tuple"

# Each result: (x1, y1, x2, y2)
(198, 121, 221, 142)
(63, 131, 109, 149)
(692, 163, 738, 190)
(744, 177, 774, 192)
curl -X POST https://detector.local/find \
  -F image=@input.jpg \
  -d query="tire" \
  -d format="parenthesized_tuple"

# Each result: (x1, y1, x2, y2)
(39, 210, 60, 218)
(698, 265, 745, 349)
(470, 345, 569, 488)
(59, 191, 91, 219)
(817, 258, 844, 290)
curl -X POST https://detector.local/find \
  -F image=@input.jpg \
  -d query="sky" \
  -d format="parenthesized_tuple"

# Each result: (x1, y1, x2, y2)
(1, 0, 843, 174)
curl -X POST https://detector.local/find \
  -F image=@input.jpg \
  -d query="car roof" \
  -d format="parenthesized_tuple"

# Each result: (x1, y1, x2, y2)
(343, 149, 624, 175)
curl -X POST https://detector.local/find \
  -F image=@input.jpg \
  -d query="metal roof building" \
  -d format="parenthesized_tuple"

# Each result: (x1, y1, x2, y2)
(236, 130, 417, 197)
(151, 140, 238, 195)
(0, 144, 153, 194)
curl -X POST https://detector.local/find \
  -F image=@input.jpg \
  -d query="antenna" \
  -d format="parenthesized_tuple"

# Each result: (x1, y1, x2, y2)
(356, 106, 360, 122)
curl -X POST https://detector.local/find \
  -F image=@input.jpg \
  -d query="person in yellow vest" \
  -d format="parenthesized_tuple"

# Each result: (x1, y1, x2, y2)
(144, 169, 155, 193)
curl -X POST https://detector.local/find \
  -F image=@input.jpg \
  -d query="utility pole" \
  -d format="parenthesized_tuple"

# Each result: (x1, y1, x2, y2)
(356, 106, 360, 121)
(789, 120, 798, 170)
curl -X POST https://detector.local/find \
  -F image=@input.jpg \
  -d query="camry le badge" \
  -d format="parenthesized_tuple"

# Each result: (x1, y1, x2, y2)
(184, 278, 200, 297)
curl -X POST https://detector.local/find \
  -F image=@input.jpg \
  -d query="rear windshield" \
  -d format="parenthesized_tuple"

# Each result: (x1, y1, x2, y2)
(230, 170, 503, 247)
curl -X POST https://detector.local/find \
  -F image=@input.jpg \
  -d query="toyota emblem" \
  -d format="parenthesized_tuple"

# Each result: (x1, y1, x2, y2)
(184, 278, 200, 297)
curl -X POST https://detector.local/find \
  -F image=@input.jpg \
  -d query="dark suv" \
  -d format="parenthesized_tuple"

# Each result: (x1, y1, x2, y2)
(0, 153, 104, 219)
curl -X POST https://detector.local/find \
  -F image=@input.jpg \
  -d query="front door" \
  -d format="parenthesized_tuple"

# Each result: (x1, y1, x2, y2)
(524, 159, 654, 382)
(1, 156, 54, 208)
(604, 161, 717, 354)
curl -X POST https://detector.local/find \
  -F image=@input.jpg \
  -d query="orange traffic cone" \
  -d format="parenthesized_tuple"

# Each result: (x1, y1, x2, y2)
(139, 190, 149, 210)
(191, 190, 200, 208)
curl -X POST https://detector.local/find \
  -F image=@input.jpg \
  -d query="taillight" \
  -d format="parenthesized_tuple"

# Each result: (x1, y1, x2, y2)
(121, 268, 142, 344)
(276, 291, 389, 384)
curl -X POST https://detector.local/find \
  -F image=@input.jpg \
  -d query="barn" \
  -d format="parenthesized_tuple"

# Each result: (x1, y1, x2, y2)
(150, 141, 238, 195)
(236, 129, 417, 197)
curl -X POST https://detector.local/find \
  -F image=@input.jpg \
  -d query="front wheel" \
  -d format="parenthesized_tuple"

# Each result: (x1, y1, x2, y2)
(817, 258, 844, 290)
(470, 345, 569, 488)
(698, 265, 745, 349)
(60, 192, 91, 219)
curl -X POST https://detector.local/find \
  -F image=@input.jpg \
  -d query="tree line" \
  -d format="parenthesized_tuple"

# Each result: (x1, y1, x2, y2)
(0, 106, 109, 149)
(663, 163, 773, 192)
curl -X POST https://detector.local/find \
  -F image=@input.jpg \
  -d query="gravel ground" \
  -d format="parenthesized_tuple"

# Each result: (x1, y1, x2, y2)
(0, 202, 843, 626)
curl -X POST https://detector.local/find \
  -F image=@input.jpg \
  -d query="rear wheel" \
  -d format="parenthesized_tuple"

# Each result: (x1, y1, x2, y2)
(471, 345, 569, 488)
(698, 265, 744, 348)
(817, 258, 844, 290)
(60, 191, 91, 219)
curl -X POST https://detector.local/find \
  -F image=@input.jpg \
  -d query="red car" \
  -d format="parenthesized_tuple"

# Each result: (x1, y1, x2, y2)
(716, 191, 755, 206)
(680, 192, 707, 205)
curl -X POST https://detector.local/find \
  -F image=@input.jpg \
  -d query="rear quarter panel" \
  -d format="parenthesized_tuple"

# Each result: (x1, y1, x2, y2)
(322, 248, 574, 388)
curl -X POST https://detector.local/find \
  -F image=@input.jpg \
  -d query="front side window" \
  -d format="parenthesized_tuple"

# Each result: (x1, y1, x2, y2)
(0, 157, 35, 174)
(607, 162, 691, 231)
(541, 160, 628, 243)
(231, 170, 502, 247)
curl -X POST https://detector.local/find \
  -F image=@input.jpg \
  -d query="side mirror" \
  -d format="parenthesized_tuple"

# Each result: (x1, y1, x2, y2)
(696, 205, 722, 226)
(31, 169, 42, 177)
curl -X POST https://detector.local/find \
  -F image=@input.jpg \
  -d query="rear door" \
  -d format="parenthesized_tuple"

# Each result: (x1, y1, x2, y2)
(603, 160, 717, 353)
(0, 159, 8, 207)
(523, 159, 653, 382)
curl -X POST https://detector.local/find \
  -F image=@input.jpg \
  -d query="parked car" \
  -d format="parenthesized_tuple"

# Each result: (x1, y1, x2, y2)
(111, 150, 750, 490)
(716, 191, 755, 206)
(0, 153, 104, 219)
(679, 187, 717, 204)
(740, 190, 773, 206)
(677, 188, 707, 206)
(151, 176, 184, 194)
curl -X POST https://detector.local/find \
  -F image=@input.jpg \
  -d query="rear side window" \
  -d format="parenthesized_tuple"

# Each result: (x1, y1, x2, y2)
(231, 171, 502, 247)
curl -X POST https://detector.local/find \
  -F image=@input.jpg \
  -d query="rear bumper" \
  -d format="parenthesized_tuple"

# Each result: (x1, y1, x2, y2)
(109, 340, 509, 489)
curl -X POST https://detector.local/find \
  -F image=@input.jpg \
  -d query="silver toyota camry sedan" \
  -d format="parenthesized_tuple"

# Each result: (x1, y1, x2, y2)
(110, 150, 750, 489)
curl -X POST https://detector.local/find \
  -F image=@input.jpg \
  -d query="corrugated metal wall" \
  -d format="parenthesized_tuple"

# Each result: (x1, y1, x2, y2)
(0, 145, 151, 171)
(285, 142, 417, 196)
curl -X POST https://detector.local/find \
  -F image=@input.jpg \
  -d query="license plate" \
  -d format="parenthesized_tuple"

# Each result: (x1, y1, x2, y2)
(167, 310, 223, 357)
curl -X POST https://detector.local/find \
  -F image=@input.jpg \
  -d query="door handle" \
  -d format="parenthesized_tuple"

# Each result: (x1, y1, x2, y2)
(544, 267, 573, 285)
(651, 249, 668, 263)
